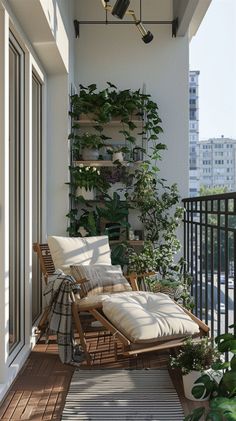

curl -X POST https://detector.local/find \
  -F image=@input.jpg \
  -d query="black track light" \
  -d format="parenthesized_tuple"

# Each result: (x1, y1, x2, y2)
(136, 21, 153, 44)
(112, 0, 130, 20)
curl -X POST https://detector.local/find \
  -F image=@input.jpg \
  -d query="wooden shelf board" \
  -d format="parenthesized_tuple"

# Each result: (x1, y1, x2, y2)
(73, 160, 142, 167)
(73, 119, 143, 127)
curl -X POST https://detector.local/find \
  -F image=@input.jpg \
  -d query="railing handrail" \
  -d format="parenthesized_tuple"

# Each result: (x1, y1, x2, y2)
(183, 192, 236, 202)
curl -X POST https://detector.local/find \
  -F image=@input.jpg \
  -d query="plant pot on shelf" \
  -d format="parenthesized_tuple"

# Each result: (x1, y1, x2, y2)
(76, 187, 95, 200)
(182, 370, 210, 401)
(112, 152, 124, 163)
(82, 148, 99, 161)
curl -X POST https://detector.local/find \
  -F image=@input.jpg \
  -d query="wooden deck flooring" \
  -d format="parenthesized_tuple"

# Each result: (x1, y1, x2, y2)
(0, 332, 208, 420)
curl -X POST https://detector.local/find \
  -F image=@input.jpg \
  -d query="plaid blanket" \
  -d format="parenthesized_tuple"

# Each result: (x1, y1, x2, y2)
(44, 270, 81, 363)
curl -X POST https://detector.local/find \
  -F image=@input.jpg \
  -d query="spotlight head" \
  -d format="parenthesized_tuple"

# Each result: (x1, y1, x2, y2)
(136, 21, 154, 44)
(112, 0, 130, 20)
(142, 31, 154, 44)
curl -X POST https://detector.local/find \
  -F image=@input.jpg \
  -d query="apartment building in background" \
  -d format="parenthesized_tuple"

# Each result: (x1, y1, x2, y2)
(197, 136, 236, 191)
(189, 70, 200, 197)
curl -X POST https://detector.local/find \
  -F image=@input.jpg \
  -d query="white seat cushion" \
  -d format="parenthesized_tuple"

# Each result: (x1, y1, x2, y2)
(102, 292, 200, 343)
(48, 235, 111, 275)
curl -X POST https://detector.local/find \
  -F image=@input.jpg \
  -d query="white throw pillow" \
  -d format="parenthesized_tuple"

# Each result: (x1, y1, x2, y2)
(48, 235, 111, 274)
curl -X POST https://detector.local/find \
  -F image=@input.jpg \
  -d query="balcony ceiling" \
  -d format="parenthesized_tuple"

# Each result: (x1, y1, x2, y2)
(6, 0, 212, 75)
(76, 0, 212, 38)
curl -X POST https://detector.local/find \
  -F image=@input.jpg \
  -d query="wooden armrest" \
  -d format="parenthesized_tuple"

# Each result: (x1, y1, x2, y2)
(125, 272, 139, 291)
(125, 272, 156, 291)
(136, 271, 156, 279)
(74, 277, 90, 285)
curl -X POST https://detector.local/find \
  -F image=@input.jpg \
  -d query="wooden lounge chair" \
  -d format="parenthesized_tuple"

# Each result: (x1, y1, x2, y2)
(33, 242, 209, 365)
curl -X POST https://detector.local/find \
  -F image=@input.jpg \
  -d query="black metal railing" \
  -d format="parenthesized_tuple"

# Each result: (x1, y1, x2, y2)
(183, 193, 236, 339)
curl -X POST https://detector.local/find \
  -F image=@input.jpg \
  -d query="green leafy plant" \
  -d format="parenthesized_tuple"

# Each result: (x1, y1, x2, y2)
(185, 325, 236, 421)
(128, 245, 194, 309)
(67, 82, 185, 290)
(70, 165, 110, 193)
(110, 243, 129, 266)
(97, 192, 130, 239)
(76, 132, 104, 150)
(170, 337, 220, 375)
(77, 209, 100, 237)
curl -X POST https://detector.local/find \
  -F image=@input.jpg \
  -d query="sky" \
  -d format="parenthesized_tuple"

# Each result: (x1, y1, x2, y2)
(190, 0, 236, 141)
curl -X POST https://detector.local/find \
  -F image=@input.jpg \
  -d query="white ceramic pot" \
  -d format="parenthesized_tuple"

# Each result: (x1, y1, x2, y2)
(82, 148, 99, 161)
(113, 151, 124, 162)
(76, 187, 95, 200)
(182, 370, 209, 401)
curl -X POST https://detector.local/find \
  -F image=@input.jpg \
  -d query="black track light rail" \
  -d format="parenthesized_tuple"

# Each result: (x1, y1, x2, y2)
(74, 18, 178, 39)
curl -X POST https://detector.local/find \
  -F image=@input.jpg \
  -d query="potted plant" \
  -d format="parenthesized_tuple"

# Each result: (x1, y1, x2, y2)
(170, 338, 220, 401)
(185, 324, 236, 420)
(107, 146, 130, 163)
(97, 192, 130, 240)
(71, 165, 110, 200)
(75, 132, 104, 160)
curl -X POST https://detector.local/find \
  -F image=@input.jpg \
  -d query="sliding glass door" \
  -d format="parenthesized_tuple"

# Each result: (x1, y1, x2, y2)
(9, 35, 25, 354)
(31, 73, 43, 323)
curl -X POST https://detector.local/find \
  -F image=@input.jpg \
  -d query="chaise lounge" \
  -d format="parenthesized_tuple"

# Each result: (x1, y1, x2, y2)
(34, 235, 209, 365)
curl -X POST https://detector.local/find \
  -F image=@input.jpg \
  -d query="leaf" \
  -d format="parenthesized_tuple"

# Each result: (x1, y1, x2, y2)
(106, 81, 117, 89)
(215, 333, 234, 343)
(205, 410, 222, 421)
(192, 374, 214, 398)
(87, 83, 97, 92)
(192, 385, 206, 399)
(218, 339, 236, 353)
(222, 371, 236, 394)
(184, 407, 205, 421)
(210, 397, 236, 420)
(231, 356, 236, 371)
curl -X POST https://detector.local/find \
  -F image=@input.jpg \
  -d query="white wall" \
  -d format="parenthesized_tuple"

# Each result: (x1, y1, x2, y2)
(47, 74, 70, 235)
(75, 1, 189, 200)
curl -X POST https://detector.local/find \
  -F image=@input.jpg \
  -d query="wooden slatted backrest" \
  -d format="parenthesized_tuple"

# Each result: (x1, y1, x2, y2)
(33, 243, 55, 284)
(33, 242, 148, 291)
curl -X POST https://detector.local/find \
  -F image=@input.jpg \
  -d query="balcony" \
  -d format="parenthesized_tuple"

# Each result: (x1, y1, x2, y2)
(3, 192, 235, 419)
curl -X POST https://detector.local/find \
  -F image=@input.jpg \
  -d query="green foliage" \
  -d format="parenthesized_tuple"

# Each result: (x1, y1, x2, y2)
(69, 165, 110, 193)
(96, 192, 129, 223)
(111, 243, 129, 266)
(131, 165, 183, 243)
(200, 185, 228, 196)
(67, 82, 185, 276)
(170, 337, 220, 375)
(96, 192, 130, 239)
(128, 247, 194, 309)
(74, 132, 104, 151)
(185, 325, 236, 421)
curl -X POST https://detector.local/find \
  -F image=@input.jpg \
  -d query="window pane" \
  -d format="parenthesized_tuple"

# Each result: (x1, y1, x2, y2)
(9, 38, 25, 353)
(32, 73, 42, 323)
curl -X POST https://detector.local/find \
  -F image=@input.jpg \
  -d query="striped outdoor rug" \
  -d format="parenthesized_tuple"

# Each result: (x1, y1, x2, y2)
(61, 369, 184, 420)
